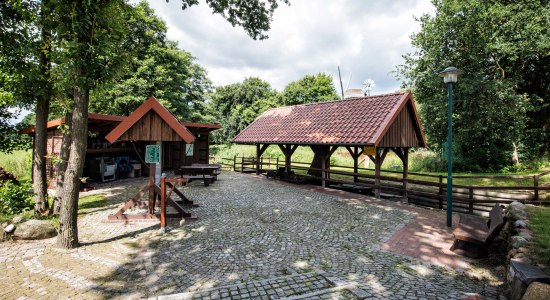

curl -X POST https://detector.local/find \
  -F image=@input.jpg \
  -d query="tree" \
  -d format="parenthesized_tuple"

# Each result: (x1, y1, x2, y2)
(0, 0, 54, 212)
(55, 0, 133, 248)
(397, 0, 549, 171)
(209, 77, 280, 143)
(55, 0, 290, 249)
(282, 73, 339, 105)
(90, 1, 212, 122)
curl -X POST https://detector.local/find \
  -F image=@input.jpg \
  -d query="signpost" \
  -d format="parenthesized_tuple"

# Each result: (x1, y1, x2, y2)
(364, 146, 376, 156)
(145, 145, 161, 163)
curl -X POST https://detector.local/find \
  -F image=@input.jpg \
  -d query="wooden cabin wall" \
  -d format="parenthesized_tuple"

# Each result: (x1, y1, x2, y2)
(166, 132, 210, 170)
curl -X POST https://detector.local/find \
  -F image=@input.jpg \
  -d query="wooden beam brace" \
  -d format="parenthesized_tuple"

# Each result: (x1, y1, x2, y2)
(257, 143, 269, 157)
(328, 146, 338, 158)
(392, 147, 404, 162)
(345, 146, 354, 157)
(278, 144, 288, 156)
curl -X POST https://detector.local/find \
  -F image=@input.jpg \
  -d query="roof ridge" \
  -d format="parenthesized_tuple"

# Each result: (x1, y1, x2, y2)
(264, 92, 408, 112)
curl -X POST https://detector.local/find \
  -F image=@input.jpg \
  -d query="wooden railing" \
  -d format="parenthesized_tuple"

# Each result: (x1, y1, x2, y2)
(218, 156, 550, 215)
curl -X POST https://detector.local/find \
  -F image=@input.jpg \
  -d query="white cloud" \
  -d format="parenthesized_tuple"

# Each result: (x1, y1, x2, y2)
(133, 0, 435, 95)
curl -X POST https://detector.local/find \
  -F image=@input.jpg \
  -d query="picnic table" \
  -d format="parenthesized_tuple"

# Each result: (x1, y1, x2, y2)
(179, 164, 220, 186)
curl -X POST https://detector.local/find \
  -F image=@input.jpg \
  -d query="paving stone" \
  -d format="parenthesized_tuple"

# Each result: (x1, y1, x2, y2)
(0, 173, 500, 300)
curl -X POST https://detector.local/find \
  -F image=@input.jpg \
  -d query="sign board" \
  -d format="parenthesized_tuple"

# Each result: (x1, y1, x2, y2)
(185, 144, 194, 157)
(363, 146, 376, 156)
(145, 145, 161, 163)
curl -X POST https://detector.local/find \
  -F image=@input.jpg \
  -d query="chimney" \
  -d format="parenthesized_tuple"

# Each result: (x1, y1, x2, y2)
(343, 89, 364, 99)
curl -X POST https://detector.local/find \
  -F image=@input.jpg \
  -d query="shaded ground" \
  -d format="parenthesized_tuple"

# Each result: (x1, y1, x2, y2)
(0, 172, 503, 299)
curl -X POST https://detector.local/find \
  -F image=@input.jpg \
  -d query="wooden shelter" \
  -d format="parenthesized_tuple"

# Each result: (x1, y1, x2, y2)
(232, 92, 426, 198)
(105, 96, 203, 223)
(21, 99, 221, 186)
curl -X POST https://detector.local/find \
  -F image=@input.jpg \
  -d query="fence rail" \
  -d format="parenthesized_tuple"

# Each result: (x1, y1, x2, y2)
(215, 156, 550, 216)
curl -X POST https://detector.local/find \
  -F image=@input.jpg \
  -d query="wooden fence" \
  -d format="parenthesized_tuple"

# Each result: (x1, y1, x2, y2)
(216, 156, 550, 216)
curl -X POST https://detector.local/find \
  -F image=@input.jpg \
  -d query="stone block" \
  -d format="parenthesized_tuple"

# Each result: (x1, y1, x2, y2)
(13, 219, 57, 240)
(509, 259, 550, 300)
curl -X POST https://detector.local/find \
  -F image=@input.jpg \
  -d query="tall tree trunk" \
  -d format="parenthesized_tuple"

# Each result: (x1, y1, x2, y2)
(51, 112, 73, 215)
(56, 87, 89, 249)
(33, 0, 52, 215)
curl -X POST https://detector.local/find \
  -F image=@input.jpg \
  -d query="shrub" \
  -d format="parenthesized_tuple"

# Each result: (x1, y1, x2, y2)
(0, 181, 33, 215)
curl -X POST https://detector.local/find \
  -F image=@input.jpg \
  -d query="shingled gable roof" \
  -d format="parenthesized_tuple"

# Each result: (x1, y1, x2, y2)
(105, 96, 195, 143)
(232, 92, 426, 147)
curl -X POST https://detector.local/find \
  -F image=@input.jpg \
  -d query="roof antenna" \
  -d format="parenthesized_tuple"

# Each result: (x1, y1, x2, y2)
(337, 66, 344, 99)
(346, 72, 352, 90)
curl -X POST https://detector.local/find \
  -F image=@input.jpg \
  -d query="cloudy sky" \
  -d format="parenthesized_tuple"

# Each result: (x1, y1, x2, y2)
(137, 0, 435, 95)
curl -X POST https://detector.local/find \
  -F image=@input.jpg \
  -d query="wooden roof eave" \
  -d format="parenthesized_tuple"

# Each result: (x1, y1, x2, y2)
(232, 141, 377, 147)
(105, 96, 195, 144)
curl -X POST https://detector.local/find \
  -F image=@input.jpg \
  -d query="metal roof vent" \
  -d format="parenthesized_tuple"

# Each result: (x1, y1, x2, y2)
(344, 89, 364, 99)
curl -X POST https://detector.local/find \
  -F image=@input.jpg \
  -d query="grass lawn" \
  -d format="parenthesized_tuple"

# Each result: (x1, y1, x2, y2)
(0, 150, 32, 182)
(211, 144, 550, 188)
(526, 206, 550, 265)
(1, 193, 106, 230)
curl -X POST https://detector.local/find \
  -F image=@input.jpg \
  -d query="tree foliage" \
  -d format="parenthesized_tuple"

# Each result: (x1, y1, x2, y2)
(176, 0, 290, 40)
(398, 0, 549, 171)
(90, 1, 212, 122)
(282, 72, 339, 105)
(209, 77, 279, 143)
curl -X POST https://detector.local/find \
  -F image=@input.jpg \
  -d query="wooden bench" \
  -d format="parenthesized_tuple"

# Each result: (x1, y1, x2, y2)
(180, 167, 214, 186)
(450, 204, 506, 258)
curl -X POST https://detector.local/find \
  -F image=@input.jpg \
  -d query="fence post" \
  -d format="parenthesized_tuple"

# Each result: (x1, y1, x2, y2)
(276, 157, 279, 169)
(438, 175, 443, 209)
(233, 155, 237, 171)
(241, 156, 244, 173)
(468, 187, 474, 214)
(534, 175, 539, 202)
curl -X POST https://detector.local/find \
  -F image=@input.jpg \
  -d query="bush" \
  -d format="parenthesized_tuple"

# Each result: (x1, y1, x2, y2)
(0, 181, 33, 215)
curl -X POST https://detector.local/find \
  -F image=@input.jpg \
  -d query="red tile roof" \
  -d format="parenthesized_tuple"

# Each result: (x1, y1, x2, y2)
(232, 92, 425, 146)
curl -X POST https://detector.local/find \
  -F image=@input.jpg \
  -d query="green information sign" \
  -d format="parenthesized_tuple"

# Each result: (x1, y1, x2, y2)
(145, 145, 161, 163)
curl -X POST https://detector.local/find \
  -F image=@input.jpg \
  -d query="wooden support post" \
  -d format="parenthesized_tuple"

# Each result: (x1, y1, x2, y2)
(374, 148, 389, 199)
(468, 188, 474, 214)
(534, 175, 539, 202)
(402, 148, 409, 200)
(256, 144, 260, 175)
(353, 147, 359, 183)
(233, 155, 237, 171)
(255, 144, 270, 175)
(240, 156, 244, 173)
(438, 175, 444, 209)
(375, 149, 381, 199)
(321, 155, 326, 188)
(160, 177, 166, 228)
(148, 163, 156, 214)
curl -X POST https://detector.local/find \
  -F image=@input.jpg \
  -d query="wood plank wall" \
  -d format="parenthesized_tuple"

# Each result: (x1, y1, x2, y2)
(119, 111, 184, 142)
(378, 103, 422, 147)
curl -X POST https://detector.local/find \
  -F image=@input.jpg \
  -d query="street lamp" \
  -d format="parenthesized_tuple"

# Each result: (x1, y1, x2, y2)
(439, 66, 463, 228)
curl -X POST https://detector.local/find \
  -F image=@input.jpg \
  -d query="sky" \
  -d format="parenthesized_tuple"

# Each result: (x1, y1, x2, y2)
(134, 0, 435, 95)
(9, 0, 434, 124)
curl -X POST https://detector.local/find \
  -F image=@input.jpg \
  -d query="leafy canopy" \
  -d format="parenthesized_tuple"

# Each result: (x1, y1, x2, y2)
(398, 0, 549, 171)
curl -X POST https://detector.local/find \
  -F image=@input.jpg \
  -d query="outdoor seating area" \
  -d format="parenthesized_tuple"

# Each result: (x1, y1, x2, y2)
(451, 204, 506, 258)
(177, 164, 222, 186)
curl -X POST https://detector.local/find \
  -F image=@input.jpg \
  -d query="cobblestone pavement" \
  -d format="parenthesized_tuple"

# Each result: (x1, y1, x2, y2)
(0, 172, 502, 299)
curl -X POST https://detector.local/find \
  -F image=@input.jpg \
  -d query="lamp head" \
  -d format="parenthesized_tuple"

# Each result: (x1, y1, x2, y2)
(438, 66, 464, 83)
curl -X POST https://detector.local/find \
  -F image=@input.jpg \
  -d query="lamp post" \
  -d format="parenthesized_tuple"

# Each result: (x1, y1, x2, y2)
(439, 66, 463, 227)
